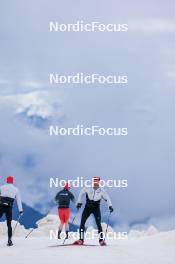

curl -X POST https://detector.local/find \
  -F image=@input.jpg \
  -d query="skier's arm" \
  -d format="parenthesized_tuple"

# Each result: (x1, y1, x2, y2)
(55, 191, 61, 202)
(76, 188, 86, 205)
(101, 189, 113, 207)
(16, 189, 23, 212)
(70, 192, 75, 202)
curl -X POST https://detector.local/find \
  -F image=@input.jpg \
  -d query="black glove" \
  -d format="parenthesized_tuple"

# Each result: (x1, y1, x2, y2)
(19, 211, 24, 215)
(76, 203, 82, 209)
(109, 206, 114, 213)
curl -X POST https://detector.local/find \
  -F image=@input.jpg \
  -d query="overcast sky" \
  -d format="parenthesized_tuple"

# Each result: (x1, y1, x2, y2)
(0, 0, 175, 231)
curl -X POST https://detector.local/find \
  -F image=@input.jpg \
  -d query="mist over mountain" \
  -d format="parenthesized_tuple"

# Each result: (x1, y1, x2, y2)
(0, 0, 175, 232)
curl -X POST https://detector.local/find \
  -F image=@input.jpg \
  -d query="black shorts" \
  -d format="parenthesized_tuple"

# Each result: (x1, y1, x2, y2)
(0, 204, 12, 221)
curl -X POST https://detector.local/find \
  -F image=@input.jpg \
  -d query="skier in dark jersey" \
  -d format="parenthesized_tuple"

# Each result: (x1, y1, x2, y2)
(55, 182, 75, 239)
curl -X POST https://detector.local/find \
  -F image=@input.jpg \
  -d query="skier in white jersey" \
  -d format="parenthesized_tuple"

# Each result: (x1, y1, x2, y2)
(0, 176, 23, 246)
(74, 176, 114, 246)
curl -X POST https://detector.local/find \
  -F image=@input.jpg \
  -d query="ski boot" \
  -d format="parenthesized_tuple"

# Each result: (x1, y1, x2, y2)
(65, 231, 69, 239)
(7, 239, 13, 246)
(99, 239, 106, 246)
(58, 230, 61, 239)
(73, 239, 84, 245)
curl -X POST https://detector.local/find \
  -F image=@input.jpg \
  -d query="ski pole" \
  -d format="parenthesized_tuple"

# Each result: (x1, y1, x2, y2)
(25, 228, 35, 239)
(104, 212, 111, 243)
(25, 210, 50, 239)
(62, 208, 79, 245)
(71, 208, 79, 225)
(12, 214, 22, 236)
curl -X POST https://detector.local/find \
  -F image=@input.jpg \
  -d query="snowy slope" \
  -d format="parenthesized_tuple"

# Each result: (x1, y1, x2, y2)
(0, 215, 175, 264)
(0, 231, 175, 264)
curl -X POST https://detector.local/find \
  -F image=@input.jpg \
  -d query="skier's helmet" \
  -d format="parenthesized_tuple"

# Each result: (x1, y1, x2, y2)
(64, 182, 71, 190)
(7, 176, 14, 184)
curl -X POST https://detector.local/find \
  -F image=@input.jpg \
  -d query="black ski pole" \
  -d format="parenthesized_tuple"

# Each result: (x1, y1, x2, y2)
(12, 214, 22, 236)
(104, 212, 111, 243)
(62, 208, 79, 245)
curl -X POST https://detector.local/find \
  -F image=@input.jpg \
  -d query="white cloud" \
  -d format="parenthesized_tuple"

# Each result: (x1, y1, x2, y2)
(164, 64, 175, 80)
(19, 80, 43, 89)
(129, 19, 175, 33)
(0, 0, 175, 230)
(0, 90, 64, 120)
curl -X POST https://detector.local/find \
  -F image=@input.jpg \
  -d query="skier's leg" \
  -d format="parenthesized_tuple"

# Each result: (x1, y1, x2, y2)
(7, 220, 12, 239)
(58, 208, 64, 230)
(0, 204, 5, 219)
(0, 208, 3, 219)
(59, 223, 64, 231)
(5, 207, 12, 241)
(64, 208, 70, 239)
(65, 223, 69, 239)
(79, 206, 91, 241)
(58, 208, 64, 239)
(65, 223, 69, 231)
(64, 208, 70, 230)
(93, 207, 103, 240)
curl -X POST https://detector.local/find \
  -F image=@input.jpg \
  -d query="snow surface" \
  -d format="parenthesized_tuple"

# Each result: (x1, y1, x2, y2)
(0, 214, 175, 264)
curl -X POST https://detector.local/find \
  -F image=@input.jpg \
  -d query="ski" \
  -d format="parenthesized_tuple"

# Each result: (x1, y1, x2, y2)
(48, 244, 101, 247)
